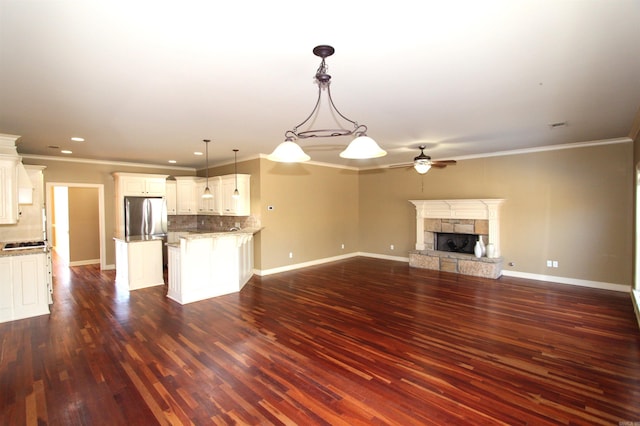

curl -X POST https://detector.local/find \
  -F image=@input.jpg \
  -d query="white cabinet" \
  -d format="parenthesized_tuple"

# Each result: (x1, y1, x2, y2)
(175, 176, 199, 215)
(113, 172, 169, 235)
(114, 238, 164, 290)
(0, 156, 19, 224)
(167, 231, 254, 305)
(165, 180, 177, 215)
(197, 177, 220, 215)
(220, 174, 250, 216)
(0, 252, 50, 324)
(115, 173, 167, 196)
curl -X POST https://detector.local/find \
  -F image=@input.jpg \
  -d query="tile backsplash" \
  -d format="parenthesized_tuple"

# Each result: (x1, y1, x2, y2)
(167, 215, 260, 232)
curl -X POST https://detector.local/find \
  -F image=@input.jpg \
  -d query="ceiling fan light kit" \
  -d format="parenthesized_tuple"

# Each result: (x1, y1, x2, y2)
(268, 45, 386, 163)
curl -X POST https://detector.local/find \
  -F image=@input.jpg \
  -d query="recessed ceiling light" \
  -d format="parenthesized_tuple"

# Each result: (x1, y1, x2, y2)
(61, 150, 72, 154)
(168, 160, 177, 164)
(194, 151, 203, 156)
(71, 137, 85, 142)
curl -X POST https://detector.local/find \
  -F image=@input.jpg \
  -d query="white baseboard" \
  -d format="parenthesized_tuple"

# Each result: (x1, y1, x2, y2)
(632, 290, 640, 329)
(357, 252, 410, 262)
(254, 253, 630, 294)
(255, 253, 360, 276)
(502, 270, 630, 292)
(69, 258, 100, 267)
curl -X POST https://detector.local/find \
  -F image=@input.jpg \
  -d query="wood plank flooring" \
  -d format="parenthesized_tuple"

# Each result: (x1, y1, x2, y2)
(1, 256, 640, 425)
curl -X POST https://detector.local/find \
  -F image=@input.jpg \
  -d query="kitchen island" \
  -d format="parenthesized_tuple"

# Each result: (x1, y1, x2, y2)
(113, 235, 164, 290)
(166, 228, 258, 304)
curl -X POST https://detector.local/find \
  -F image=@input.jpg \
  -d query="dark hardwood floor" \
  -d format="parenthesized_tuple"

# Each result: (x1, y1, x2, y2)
(1, 256, 639, 425)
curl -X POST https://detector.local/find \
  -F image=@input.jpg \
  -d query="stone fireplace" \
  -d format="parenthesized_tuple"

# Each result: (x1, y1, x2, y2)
(408, 199, 505, 279)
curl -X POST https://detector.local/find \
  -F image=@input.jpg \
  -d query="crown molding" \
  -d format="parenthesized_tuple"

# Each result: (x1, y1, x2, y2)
(20, 154, 196, 172)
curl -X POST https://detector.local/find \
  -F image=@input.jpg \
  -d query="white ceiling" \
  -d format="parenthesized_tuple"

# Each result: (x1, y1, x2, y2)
(1, 1, 639, 170)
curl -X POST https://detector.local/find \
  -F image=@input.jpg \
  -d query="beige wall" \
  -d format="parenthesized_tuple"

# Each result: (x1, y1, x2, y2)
(360, 142, 633, 286)
(68, 187, 100, 263)
(22, 141, 633, 286)
(23, 158, 193, 266)
(257, 160, 359, 271)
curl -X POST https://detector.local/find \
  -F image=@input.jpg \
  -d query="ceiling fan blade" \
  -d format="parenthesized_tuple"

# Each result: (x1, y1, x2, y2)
(431, 160, 457, 165)
(430, 163, 448, 168)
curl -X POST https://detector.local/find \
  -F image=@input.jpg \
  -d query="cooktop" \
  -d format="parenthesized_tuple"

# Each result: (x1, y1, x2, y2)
(2, 241, 47, 251)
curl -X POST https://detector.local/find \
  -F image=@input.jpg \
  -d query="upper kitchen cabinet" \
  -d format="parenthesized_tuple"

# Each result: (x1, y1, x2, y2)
(0, 134, 33, 224)
(113, 172, 167, 197)
(174, 176, 199, 215)
(0, 155, 20, 224)
(220, 174, 250, 216)
(113, 172, 168, 236)
(165, 180, 177, 215)
(197, 176, 220, 215)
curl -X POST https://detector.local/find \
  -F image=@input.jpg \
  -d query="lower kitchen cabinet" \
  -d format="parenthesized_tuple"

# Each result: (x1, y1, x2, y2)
(114, 238, 164, 290)
(167, 230, 255, 304)
(0, 252, 50, 323)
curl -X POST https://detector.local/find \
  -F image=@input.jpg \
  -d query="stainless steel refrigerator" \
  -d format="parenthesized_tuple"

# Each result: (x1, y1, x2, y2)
(124, 196, 168, 266)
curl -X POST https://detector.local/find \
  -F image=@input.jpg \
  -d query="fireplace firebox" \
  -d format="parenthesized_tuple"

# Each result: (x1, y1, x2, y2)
(435, 232, 478, 254)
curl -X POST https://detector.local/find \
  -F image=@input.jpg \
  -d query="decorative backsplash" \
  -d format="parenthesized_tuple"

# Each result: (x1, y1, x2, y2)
(167, 214, 260, 232)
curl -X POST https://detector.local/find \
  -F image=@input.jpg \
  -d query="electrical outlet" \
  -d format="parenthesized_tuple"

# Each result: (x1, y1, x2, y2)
(289, 252, 293, 259)
(547, 260, 552, 267)
(390, 244, 394, 250)
(552, 260, 558, 268)
(341, 243, 344, 249)
(235, 222, 240, 228)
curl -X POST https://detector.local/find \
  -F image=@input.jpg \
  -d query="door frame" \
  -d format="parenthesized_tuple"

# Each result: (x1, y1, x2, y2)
(45, 182, 107, 270)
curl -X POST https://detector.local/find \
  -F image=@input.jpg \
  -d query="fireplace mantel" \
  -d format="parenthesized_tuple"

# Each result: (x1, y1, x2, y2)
(409, 199, 505, 257)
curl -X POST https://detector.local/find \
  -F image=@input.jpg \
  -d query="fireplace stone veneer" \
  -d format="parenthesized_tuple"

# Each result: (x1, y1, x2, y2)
(408, 199, 505, 279)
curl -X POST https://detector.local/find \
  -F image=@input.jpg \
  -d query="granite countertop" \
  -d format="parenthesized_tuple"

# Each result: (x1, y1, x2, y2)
(0, 244, 50, 257)
(165, 228, 262, 247)
(180, 227, 262, 240)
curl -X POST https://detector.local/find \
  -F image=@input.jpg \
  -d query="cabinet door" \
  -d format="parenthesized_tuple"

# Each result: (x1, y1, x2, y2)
(121, 176, 166, 196)
(11, 253, 49, 321)
(165, 181, 177, 215)
(176, 180, 197, 215)
(0, 157, 19, 224)
(0, 258, 12, 322)
(121, 176, 147, 195)
(198, 177, 220, 214)
(220, 174, 250, 216)
(145, 178, 167, 196)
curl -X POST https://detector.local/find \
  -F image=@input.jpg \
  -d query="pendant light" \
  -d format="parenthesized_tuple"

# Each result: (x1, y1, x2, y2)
(232, 149, 240, 199)
(268, 45, 386, 163)
(202, 139, 213, 199)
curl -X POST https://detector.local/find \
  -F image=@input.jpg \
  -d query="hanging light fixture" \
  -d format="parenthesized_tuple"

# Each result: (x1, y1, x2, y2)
(413, 145, 432, 174)
(232, 149, 240, 199)
(268, 45, 386, 163)
(202, 139, 213, 199)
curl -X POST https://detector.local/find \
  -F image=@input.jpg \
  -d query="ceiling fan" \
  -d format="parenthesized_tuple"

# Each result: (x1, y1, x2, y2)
(389, 145, 457, 174)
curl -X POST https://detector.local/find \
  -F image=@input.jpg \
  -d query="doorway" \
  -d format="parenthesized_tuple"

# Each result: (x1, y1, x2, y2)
(46, 183, 106, 269)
